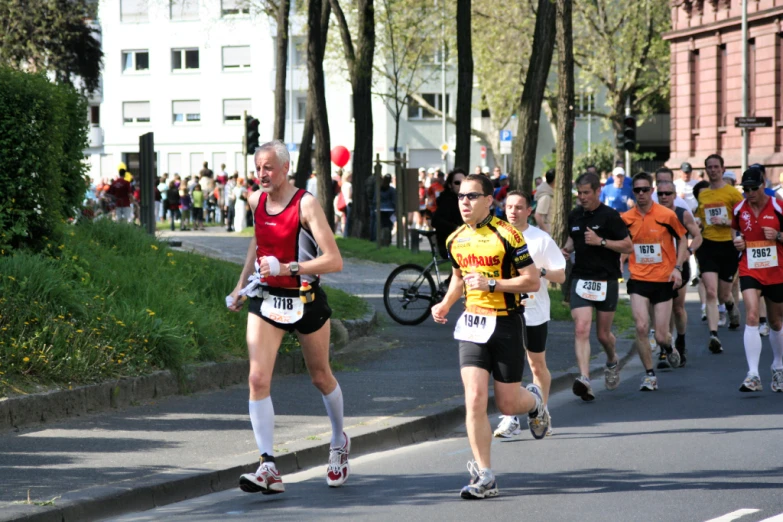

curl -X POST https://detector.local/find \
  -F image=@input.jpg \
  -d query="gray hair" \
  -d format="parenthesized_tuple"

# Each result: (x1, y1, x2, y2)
(254, 140, 290, 166)
(657, 180, 675, 191)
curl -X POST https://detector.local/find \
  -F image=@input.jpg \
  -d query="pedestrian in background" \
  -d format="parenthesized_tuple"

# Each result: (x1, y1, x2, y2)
(179, 187, 192, 231)
(432, 168, 466, 259)
(192, 183, 205, 230)
(166, 181, 181, 231)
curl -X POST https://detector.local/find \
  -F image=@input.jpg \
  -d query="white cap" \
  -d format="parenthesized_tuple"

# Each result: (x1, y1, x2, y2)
(427, 167, 436, 174)
(612, 167, 625, 176)
(723, 171, 737, 182)
(418, 167, 426, 172)
(482, 166, 490, 174)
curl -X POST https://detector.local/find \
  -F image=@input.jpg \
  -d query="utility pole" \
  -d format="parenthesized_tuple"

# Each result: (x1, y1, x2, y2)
(741, 0, 749, 172)
(440, 0, 447, 173)
(242, 109, 248, 180)
(624, 96, 631, 173)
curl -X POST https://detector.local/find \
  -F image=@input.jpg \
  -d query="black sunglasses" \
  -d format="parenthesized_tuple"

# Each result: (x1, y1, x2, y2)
(453, 181, 462, 186)
(657, 191, 674, 197)
(457, 192, 487, 201)
(633, 186, 652, 194)
(743, 185, 762, 193)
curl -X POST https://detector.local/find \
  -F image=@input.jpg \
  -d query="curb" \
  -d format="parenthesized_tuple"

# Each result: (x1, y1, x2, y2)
(0, 310, 377, 434)
(3, 339, 637, 522)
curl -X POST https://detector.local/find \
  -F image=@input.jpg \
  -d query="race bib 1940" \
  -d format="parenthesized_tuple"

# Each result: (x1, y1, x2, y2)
(454, 308, 497, 344)
(634, 243, 662, 264)
(261, 296, 304, 324)
(747, 241, 779, 270)
(576, 279, 607, 302)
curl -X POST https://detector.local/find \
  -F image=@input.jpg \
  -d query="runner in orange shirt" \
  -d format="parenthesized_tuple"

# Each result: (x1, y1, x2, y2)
(622, 172, 689, 391)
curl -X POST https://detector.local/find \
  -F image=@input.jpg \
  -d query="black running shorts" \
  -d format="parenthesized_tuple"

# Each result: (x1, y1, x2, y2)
(525, 322, 548, 354)
(627, 279, 676, 305)
(739, 275, 783, 304)
(695, 238, 739, 282)
(248, 286, 332, 334)
(459, 311, 526, 383)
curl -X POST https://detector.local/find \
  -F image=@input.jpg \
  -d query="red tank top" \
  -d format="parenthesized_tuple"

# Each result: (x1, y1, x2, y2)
(255, 189, 320, 288)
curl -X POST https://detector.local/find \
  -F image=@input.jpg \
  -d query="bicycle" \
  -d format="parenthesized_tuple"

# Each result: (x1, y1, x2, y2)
(383, 229, 452, 325)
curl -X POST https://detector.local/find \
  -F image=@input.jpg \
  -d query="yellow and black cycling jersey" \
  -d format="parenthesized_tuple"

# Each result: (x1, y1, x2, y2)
(446, 215, 534, 315)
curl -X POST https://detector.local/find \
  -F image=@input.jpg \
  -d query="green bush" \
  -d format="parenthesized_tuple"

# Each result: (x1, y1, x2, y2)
(0, 67, 88, 254)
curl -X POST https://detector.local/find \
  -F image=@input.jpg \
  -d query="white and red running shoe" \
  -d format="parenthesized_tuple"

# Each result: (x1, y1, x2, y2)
(239, 460, 285, 495)
(326, 432, 351, 487)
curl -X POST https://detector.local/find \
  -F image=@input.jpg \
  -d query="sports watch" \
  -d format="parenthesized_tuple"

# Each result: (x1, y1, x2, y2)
(289, 261, 300, 276)
(488, 279, 496, 293)
(540, 267, 547, 279)
(600, 238, 607, 247)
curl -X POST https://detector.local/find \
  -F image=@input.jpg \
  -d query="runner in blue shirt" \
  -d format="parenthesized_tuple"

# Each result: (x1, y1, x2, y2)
(600, 167, 636, 212)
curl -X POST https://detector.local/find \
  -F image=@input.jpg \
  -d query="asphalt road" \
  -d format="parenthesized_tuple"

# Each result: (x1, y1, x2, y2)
(111, 305, 783, 522)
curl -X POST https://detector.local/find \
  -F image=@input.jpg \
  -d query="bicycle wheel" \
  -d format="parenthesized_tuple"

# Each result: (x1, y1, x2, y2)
(383, 263, 437, 325)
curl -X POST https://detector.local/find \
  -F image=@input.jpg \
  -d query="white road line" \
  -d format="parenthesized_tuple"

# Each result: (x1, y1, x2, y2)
(758, 514, 783, 522)
(704, 509, 760, 522)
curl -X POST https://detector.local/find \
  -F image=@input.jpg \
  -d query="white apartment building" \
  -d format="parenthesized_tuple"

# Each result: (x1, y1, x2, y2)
(86, 0, 629, 183)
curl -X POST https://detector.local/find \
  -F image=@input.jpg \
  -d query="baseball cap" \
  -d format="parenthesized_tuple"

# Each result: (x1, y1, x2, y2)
(749, 162, 766, 175)
(680, 162, 693, 173)
(741, 168, 765, 187)
(612, 167, 625, 176)
(482, 166, 490, 174)
(418, 167, 426, 172)
(722, 171, 737, 182)
(499, 174, 508, 180)
(427, 167, 435, 174)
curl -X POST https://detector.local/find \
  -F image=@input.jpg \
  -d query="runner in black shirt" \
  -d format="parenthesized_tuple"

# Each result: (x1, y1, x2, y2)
(562, 173, 633, 401)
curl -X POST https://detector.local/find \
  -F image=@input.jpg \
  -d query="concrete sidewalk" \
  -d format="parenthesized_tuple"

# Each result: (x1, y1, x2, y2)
(0, 229, 637, 521)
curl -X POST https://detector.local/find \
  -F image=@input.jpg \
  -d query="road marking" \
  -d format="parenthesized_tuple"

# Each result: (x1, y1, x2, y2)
(759, 514, 783, 522)
(704, 509, 760, 522)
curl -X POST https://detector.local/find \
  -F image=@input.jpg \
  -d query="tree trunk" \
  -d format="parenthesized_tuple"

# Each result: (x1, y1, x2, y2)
(273, 0, 290, 141)
(455, 0, 473, 171)
(511, 0, 556, 192)
(307, 0, 333, 227)
(331, 0, 375, 239)
(551, 0, 574, 254)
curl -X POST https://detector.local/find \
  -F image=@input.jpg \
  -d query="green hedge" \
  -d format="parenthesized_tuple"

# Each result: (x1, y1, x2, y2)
(0, 67, 88, 254)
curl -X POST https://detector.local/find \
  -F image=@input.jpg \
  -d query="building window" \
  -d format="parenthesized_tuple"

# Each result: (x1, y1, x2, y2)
(172, 100, 201, 124)
(223, 98, 252, 123)
(90, 105, 100, 126)
(172, 48, 199, 71)
(121, 0, 148, 22)
(222, 46, 251, 70)
(123, 101, 151, 124)
(170, 0, 199, 20)
(285, 94, 307, 121)
(690, 50, 700, 130)
(274, 36, 306, 68)
(407, 94, 450, 120)
(221, 0, 249, 16)
(718, 44, 727, 127)
(576, 91, 595, 119)
(122, 50, 149, 73)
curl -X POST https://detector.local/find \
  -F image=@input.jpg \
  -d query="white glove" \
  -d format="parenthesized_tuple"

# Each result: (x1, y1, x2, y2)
(263, 256, 280, 276)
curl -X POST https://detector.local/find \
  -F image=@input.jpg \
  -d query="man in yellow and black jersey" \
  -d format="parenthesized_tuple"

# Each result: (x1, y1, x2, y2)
(432, 174, 548, 500)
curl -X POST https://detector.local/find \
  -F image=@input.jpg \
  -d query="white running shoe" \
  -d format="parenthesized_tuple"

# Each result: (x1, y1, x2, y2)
(326, 432, 351, 487)
(239, 460, 285, 494)
(718, 312, 727, 327)
(701, 304, 707, 322)
(493, 415, 521, 438)
(759, 323, 770, 337)
(545, 407, 554, 437)
(460, 460, 498, 499)
(728, 305, 741, 330)
(526, 384, 550, 440)
(604, 363, 621, 390)
(572, 375, 595, 401)
(639, 375, 658, 391)
(739, 373, 762, 392)
(771, 368, 783, 392)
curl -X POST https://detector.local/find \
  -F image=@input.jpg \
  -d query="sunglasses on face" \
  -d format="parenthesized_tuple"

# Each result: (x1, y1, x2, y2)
(457, 192, 487, 201)
(743, 185, 762, 193)
(633, 186, 652, 194)
(657, 191, 674, 197)
(453, 181, 462, 186)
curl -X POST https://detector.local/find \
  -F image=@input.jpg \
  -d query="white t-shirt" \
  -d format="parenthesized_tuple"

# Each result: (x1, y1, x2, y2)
(674, 179, 699, 211)
(520, 225, 567, 327)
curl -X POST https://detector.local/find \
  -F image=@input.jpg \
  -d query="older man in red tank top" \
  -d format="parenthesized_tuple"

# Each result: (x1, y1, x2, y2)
(228, 140, 348, 495)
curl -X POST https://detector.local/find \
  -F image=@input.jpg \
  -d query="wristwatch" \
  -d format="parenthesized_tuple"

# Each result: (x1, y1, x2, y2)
(488, 279, 496, 293)
(674, 265, 683, 272)
(540, 267, 547, 278)
(289, 261, 300, 276)
(600, 238, 607, 247)
(777, 232, 782, 242)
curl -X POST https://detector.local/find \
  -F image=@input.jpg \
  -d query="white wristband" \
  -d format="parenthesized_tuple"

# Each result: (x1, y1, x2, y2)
(265, 256, 280, 276)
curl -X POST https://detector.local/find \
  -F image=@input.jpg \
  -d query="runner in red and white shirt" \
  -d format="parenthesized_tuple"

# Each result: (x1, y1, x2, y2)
(731, 168, 783, 393)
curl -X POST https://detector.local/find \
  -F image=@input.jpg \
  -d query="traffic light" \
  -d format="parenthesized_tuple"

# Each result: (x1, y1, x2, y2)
(622, 115, 636, 152)
(245, 115, 260, 155)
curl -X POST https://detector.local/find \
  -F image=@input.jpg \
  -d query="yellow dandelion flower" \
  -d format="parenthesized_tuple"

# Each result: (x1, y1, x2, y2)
(150, 244, 158, 250)
(58, 245, 65, 250)
(7, 276, 15, 281)
(189, 301, 194, 305)
(22, 357, 29, 362)
(169, 261, 176, 265)
(76, 329, 83, 333)
(167, 252, 174, 257)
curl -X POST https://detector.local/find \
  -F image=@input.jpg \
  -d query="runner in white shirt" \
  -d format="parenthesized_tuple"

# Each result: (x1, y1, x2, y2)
(674, 162, 699, 212)
(494, 190, 567, 438)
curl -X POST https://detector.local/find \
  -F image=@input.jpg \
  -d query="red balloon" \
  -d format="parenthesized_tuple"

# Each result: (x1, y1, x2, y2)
(330, 146, 351, 168)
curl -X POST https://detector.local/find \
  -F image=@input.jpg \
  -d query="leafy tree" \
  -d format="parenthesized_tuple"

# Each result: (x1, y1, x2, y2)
(0, 0, 103, 94)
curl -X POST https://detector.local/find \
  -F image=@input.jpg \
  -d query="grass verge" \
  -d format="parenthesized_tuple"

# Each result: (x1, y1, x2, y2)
(549, 286, 633, 332)
(335, 236, 434, 266)
(0, 220, 368, 397)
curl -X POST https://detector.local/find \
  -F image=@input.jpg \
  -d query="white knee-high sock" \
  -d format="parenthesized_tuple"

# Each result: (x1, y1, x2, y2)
(249, 397, 275, 458)
(322, 383, 345, 448)
(769, 328, 783, 370)
(744, 325, 762, 376)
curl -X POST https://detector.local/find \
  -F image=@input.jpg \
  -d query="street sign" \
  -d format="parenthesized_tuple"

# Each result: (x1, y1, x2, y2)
(499, 129, 512, 154)
(440, 143, 450, 153)
(735, 117, 773, 128)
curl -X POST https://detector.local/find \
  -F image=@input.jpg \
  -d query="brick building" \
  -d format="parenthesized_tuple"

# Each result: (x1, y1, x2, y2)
(665, 0, 783, 177)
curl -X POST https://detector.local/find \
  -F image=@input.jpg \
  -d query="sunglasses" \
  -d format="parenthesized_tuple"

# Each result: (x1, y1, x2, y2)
(657, 191, 674, 197)
(633, 186, 652, 194)
(743, 185, 762, 193)
(457, 192, 487, 201)
(453, 181, 462, 186)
